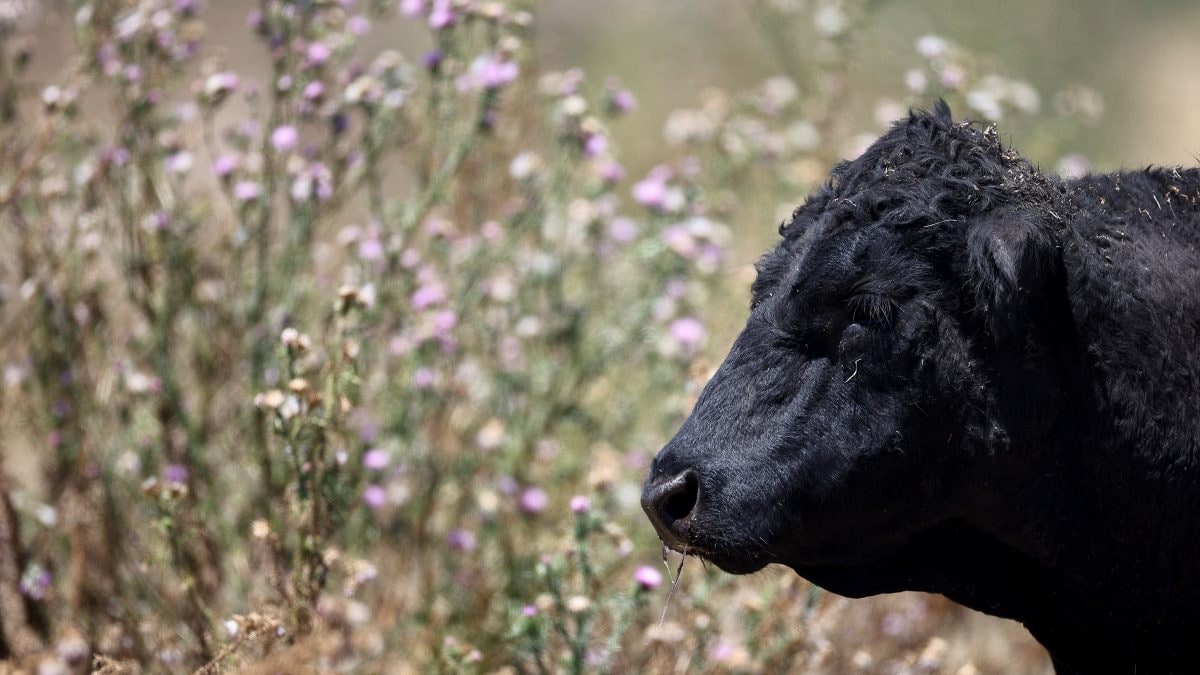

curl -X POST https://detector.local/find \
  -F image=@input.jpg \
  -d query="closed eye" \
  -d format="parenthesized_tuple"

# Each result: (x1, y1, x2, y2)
(846, 292, 898, 327)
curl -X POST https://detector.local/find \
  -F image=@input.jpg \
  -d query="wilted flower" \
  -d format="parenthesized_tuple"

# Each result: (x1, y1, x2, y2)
(1057, 153, 1091, 179)
(812, 4, 846, 37)
(165, 150, 193, 174)
(510, 151, 542, 180)
(290, 161, 333, 202)
(125, 370, 160, 394)
(905, 68, 928, 93)
(202, 71, 239, 102)
(475, 418, 505, 451)
(917, 35, 949, 58)
(966, 89, 1003, 121)
(565, 595, 591, 613)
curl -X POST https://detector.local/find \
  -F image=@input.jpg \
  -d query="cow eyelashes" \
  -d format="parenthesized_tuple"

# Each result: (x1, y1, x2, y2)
(846, 292, 897, 327)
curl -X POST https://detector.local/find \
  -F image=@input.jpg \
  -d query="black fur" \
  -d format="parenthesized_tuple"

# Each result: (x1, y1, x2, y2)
(642, 101, 1200, 673)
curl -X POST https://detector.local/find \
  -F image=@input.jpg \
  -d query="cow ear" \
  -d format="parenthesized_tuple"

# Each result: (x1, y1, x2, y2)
(966, 205, 1058, 339)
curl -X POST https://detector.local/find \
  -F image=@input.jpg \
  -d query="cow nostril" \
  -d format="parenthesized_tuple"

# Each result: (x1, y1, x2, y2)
(661, 471, 700, 523)
(642, 469, 704, 546)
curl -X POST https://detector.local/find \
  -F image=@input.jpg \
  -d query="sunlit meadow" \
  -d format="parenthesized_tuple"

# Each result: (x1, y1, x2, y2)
(0, 1, 1099, 672)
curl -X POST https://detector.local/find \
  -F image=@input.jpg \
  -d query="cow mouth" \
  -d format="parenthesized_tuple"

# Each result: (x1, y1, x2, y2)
(659, 534, 771, 575)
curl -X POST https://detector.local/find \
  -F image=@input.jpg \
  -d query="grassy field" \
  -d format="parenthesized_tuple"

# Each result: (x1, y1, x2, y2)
(0, 0, 1178, 671)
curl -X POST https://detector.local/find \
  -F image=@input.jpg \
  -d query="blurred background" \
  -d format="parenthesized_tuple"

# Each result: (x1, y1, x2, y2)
(0, 0, 1197, 672)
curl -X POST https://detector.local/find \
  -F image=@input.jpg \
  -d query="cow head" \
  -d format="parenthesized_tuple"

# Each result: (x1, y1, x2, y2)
(641, 103, 1069, 591)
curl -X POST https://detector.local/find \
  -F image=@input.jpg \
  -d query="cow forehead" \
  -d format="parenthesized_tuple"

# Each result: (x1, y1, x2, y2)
(773, 216, 872, 294)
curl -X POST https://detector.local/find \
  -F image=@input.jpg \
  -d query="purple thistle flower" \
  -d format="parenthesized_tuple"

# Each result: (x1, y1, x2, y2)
(570, 495, 591, 514)
(596, 159, 625, 184)
(583, 133, 608, 158)
(347, 15, 371, 35)
(400, 0, 425, 16)
(363, 485, 387, 510)
(632, 166, 672, 210)
(497, 475, 518, 495)
(305, 41, 331, 66)
(521, 605, 537, 617)
(669, 317, 706, 349)
(423, 50, 444, 73)
(19, 565, 51, 601)
(634, 565, 663, 590)
(939, 65, 966, 90)
(411, 367, 436, 389)
(608, 217, 638, 244)
(608, 86, 637, 115)
(108, 146, 131, 166)
(432, 310, 457, 337)
(410, 282, 446, 310)
(163, 463, 188, 485)
(233, 180, 261, 202)
(519, 487, 548, 515)
(709, 641, 736, 663)
(460, 54, 519, 91)
(446, 528, 477, 551)
(662, 224, 697, 258)
(303, 81, 325, 100)
(483, 60, 520, 89)
(363, 448, 390, 470)
(480, 220, 503, 240)
(358, 237, 385, 261)
(270, 125, 298, 152)
(212, 154, 239, 178)
(331, 112, 350, 135)
(428, 0, 455, 29)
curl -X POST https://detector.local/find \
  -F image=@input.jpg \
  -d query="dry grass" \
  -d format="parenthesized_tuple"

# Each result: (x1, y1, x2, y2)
(0, 1, 1087, 672)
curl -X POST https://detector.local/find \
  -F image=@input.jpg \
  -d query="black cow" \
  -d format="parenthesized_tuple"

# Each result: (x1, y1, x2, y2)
(641, 102, 1200, 674)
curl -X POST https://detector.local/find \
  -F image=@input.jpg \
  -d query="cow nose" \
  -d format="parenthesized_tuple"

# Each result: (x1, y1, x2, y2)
(641, 469, 701, 548)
